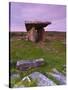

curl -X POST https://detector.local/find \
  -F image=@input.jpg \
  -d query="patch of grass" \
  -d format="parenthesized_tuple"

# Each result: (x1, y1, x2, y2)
(14, 79, 37, 87)
(10, 38, 66, 86)
(10, 39, 66, 71)
(11, 76, 21, 88)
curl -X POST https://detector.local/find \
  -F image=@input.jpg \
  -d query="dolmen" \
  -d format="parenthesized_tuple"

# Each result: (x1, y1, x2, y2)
(16, 58, 44, 71)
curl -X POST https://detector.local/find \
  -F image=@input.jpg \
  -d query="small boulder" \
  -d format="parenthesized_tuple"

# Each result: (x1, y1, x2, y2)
(16, 58, 44, 71)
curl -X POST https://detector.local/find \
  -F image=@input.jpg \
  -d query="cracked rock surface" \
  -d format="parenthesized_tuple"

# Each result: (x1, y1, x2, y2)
(48, 68, 66, 85)
(29, 72, 56, 86)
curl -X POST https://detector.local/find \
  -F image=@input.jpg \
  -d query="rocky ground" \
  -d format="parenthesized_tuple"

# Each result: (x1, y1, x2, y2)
(10, 59, 66, 88)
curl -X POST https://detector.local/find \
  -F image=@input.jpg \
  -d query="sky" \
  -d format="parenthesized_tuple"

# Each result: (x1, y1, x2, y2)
(10, 2, 66, 32)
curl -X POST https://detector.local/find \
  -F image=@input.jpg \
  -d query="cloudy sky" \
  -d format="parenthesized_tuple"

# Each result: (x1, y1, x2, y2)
(10, 2, 66, 32)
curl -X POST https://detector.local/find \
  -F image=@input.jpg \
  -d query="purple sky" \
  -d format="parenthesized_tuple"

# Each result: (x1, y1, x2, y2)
(10, 2, 66, 32)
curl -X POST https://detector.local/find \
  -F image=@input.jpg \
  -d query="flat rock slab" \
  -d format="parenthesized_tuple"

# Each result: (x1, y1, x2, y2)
(49, 68, 66, 85)
(29, 72, 56, 86)
(16, 58, 44, 71)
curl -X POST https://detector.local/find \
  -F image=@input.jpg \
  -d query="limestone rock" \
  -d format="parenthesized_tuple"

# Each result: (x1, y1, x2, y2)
(29, 72, 56, 86)
(16, 58, 44, 71)
(49, 68, 66, 85)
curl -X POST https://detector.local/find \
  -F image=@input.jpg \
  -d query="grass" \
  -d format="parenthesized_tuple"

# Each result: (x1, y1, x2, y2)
(10, 37, 66, 87)
(11, 75, 21, 88)
(14, 79, 37, 87)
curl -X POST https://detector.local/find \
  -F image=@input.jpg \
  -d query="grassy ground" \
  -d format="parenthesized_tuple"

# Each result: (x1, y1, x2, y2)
(10, 37, 66, 87)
